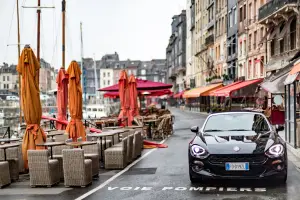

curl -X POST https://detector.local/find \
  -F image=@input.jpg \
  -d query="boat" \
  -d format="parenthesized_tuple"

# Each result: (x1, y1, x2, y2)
(83, 104, 107, 119)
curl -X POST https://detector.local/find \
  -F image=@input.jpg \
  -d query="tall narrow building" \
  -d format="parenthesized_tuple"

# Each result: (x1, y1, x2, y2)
(186, 0, 196, 89)
(215, 0, 227, 78)
(166, 10, 187, 93)
(226, 0, 238, 81)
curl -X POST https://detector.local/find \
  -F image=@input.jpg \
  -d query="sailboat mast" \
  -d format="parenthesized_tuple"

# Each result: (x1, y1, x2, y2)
(62, 0, 66, 69)
(37, 0, 41, 62)
(16, 0, 22, 125)
(80, 22, 87, 110)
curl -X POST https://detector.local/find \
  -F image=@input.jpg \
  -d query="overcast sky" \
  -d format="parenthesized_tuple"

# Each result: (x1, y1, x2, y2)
(0, 0, 186, 68)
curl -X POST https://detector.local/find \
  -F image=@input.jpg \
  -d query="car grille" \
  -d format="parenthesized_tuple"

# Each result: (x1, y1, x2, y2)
(208, 154, 267, 165)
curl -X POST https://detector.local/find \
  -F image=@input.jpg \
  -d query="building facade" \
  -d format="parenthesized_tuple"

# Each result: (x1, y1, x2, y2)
(186, 0, 196, 89)
(215, 0, 228, 79)
(258, 0, 300, 75)
(246, 0, 266, 80)
(39, 58, 56, 93)
(166, 10, 187, 93)
(194, 0, 208, 87)
(0, 63, 18, 94)
(227, 0, 238, 80)
(237, 0, 247, 79)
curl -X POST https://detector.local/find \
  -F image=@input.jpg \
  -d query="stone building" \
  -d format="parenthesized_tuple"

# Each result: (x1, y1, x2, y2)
(166, 10, 187, 93)
(258, 0, 300, 75)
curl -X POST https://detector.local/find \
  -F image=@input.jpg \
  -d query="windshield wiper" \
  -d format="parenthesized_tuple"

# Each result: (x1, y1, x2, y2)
(226, 129, 252, 131)
(204, 129, 223, 132)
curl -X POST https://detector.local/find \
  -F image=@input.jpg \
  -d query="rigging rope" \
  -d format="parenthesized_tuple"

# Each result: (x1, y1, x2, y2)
(65, 13, 74, 61)
(51, 14, 61, 68)
(4, 0, 17, 62)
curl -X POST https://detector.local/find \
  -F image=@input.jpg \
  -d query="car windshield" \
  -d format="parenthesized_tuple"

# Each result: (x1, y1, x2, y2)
(203, 113, 270, 134)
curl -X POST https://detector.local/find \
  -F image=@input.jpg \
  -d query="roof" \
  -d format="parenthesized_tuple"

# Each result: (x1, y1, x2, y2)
(212, 79, 263, 97)
(99, 79, 172, 91)
(183, 83, 223, 98)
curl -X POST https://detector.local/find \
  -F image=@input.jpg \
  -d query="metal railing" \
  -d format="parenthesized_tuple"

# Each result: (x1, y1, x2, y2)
(258, 0, 298, 21)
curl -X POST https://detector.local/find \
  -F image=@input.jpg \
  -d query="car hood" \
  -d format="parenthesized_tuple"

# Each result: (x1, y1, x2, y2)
(193, 131, 275, 154)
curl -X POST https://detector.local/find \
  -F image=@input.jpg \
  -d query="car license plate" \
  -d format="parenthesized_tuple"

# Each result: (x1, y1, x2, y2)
(225, 162, 249, 171)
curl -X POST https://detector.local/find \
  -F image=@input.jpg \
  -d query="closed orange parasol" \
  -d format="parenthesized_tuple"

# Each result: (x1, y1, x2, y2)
(17, 46, 47, 169)
(65, 61, 86, 141)
(118, 70, 131, 126)
(56, 68, 68, 130)
(128, 74, 139, 123)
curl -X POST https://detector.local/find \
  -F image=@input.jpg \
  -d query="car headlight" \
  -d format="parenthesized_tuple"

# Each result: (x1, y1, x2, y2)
(267, 144, 284, 157)
(191, 145, 206, 156)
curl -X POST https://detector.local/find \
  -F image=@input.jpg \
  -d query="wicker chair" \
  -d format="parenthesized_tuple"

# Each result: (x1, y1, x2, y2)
(81, 145, 100, 178)
(0, 147, 19, 181)
(27, 150, 60, 187)
(62, 149, 92, 187)
(104, 137, 128, 169)
(0, 161, 11, 188)
(126, 134, 134, 163)
(133, 131, 142, 158)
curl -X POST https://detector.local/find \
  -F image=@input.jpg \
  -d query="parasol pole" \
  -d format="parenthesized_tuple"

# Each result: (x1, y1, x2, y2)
(62, 0, 66, 69)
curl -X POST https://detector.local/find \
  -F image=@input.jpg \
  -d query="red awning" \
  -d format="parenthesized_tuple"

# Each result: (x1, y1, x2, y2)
(99, 78, 173, 91)
(173, 91, 185, 98)
(212, 79, 263, 97)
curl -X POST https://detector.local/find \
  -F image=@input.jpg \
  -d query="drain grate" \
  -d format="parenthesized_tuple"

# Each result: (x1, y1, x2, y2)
(123, 168, 157, 175)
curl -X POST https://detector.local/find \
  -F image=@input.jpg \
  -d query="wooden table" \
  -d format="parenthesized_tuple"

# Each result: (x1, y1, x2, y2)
(46, 130, 65, 140)
(0, 143, 20, 160)
(65, 141, 97, 149)
(36, 142, 66, 159)
(87, 131, 122, 163)
(0, 138, 21, 144)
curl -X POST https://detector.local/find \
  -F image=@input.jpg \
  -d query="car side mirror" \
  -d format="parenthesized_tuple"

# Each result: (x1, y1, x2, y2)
(275, 125, 284, 132)
(190, 126, 199, 133)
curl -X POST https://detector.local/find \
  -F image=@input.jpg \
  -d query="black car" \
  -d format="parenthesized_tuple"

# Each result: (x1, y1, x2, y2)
(188, 111, 287, 183)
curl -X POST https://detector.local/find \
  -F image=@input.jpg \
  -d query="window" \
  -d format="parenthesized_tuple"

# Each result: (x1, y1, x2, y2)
(254, 0, 257, 18)
(249, 3, 252, 21)
(244, 40, 246, 55)
(229, 11, 233, 28)
(203, 113, 270, 133)
(7, 76, 9, 81)
(279, 24, 285, 53)
(103, 80, 106, 86)
(260, 27, 264, 39)
(240, 7, 243, 23)
(254, 58, 257, 77)
(141, 69, 146, 75)
(290, 19, 296, 50)
(103, 72, 106, 77)
(243, 4, 246, 20)
(254, 31, 257, 50)
(234, 7, 237, 24)
(3, 76, 5, 81)
(108, 80, 110, 85)
(260, 57, 264, 77)
(240, 41, 243, 55)
(249, 34, 252, 51)
(271, 36, 275, 56)
(108, 72, 110, 77)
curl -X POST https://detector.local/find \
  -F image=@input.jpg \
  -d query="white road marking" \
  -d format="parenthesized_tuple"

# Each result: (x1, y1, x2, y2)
(74, 138, 169, 200)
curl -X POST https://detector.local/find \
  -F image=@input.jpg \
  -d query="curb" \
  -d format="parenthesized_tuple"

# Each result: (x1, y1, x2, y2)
(287, 143, 300, 160)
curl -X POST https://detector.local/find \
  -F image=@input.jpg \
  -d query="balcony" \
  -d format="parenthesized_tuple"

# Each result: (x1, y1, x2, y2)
(205, 34, 214, 46)
(258, 0, 298, 23)
(168, 67, 177, 79)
